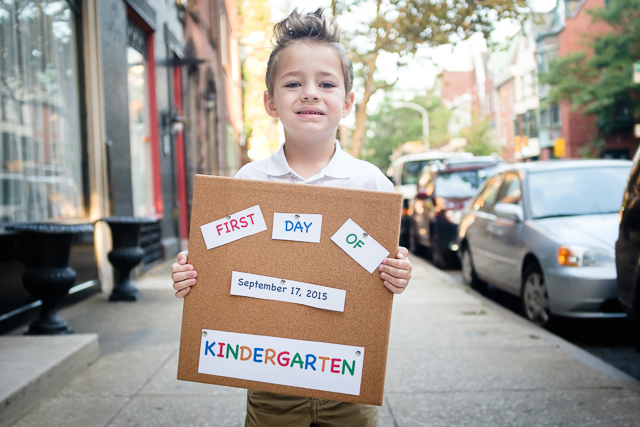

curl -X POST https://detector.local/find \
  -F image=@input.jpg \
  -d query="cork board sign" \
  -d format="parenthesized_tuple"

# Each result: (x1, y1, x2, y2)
(177, 174, 402, 405)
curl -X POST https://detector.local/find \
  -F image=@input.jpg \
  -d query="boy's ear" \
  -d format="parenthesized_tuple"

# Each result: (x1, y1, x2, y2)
(264, 90, 279, 118)
(342, 91, 355, 118)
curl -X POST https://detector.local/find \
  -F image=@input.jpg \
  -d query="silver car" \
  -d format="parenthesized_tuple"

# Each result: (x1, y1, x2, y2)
(458, 159, 632, 326)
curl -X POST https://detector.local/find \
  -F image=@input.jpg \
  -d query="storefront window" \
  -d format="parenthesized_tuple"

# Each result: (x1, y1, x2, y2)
(127, 22, 153, 217)
(0, 0, 82, 223)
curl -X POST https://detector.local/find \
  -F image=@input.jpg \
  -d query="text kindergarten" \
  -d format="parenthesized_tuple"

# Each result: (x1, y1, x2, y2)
(230, 271, 346, 312)
(198, 330, 365, 396)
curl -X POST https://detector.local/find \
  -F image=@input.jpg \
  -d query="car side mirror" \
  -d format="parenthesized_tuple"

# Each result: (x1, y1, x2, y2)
(494, 203, 523, 222)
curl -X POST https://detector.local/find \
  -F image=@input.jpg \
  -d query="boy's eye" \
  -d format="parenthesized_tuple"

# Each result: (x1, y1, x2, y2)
(284, 82, 301, 88)
(320, 82, 336, 89)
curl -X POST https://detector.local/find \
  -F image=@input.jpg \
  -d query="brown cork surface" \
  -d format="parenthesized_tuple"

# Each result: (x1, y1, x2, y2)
(177, 175, 402, 406)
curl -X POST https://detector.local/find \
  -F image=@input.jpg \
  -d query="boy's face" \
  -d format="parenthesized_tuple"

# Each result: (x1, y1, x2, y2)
(264, 41, 354, 143)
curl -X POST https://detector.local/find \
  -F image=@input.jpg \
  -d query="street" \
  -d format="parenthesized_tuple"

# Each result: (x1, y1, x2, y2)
(438, 264, 640, 383)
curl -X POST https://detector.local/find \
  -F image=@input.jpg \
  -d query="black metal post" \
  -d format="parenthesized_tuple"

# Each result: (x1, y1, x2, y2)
(100, 217, 155, 302)
(8, 223, 95, 335)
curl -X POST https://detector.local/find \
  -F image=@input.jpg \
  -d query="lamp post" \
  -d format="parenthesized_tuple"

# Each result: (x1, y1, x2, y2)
(394, 101, 430, 150)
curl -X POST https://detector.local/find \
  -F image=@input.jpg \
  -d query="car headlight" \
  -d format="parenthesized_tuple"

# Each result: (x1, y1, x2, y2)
(445, 209, 464, 224)
(557, 246, 615, 267)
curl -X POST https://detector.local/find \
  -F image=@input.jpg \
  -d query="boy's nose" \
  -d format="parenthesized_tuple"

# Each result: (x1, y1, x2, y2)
(301, 88, 319, 101)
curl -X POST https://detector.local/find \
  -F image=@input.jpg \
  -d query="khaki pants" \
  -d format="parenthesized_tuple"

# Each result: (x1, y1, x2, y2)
(245, 390, 379, 427)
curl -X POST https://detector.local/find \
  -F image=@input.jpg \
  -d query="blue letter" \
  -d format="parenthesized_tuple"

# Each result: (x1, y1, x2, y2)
(293, 222, 303, 232)
(304, 354, 317, 371)
(285, 220, 293, 231)
(253, 347, 264, 363)
(204, 340, 216, 356)
(303, 222, 312, 233)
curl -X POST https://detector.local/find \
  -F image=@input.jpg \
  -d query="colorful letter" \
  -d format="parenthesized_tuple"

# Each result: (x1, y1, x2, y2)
(240, 346, 252, 361)
(319, 356, 330, 372)
(277, 351, 290, 367)
(253, 347, 264, 363)
(290, 353, 304, 369)
(342, 359, 356, 376)
(226, 344, 239, 360)
(204, 340, 216, 356)
(217, 342, 226, 357)
(285, 220, 293, 231)
(264, 348, 276, 365)
(330, 358, 341, 374)
(304, 354, 317, 371)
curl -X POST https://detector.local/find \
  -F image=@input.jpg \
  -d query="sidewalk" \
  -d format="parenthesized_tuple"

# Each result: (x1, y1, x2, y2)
(3, 256, 640, 426)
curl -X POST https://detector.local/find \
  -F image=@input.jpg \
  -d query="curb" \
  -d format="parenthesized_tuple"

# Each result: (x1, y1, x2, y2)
(0, 334, 100, 427)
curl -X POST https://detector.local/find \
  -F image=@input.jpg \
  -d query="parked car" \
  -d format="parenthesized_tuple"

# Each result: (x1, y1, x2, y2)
(386, 151, 474, 247)
(615, 148, 640, 351)
(458, 159, 632, 326)
(409, 156, 504, 268)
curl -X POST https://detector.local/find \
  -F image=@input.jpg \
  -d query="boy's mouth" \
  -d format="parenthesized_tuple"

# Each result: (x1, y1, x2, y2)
(296, 108, 325, 115)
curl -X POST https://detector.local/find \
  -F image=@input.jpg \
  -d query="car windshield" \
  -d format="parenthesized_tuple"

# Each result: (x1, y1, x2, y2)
(528, 166, 631, 219)
(436, 167, 498, 198)
(402, 160, 433, 185)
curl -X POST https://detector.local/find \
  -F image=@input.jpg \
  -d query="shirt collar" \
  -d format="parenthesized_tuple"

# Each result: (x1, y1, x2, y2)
(267, 140, 352, 179)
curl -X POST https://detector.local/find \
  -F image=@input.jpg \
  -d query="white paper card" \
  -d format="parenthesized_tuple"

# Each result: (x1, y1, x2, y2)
(200, 205, 267, 249)
(230, 271, 346, 312)
(330, 218, 390, 273)
(198, 329, 364, 395)
(272, 213, 323, 243)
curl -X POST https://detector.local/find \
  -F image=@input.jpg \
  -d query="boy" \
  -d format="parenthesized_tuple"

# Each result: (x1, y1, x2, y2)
(171, 9, 412, 427)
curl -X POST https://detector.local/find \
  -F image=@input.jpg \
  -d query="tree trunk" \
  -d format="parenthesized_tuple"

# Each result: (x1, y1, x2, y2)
(348, 52, 378, 159)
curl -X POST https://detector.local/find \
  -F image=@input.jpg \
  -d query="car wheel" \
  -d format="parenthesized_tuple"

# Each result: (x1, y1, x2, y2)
(461, 245, 485, 291)
(521, 263, 551, 327)
(432, 231, 449, 269)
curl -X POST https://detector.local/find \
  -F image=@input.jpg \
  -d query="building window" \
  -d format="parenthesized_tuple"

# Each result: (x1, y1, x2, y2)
(0, 0, 83, 224)
(549, 104, 560, 127)
(127, 20, 154, 217)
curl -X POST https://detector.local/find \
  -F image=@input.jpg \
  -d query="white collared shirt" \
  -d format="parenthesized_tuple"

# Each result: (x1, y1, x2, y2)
(235, 141, 394, 193)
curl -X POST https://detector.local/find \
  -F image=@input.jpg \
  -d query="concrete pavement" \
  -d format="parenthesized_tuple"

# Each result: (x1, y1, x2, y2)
(3, 256, 640, 426)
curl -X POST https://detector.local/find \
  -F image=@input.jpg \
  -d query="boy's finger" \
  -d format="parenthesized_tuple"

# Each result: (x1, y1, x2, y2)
(177, 251, 189, 264)
(397, 246, 409, 259)
(383, 279, 406, 294)
(175, 287, 191, 298)
(171, 262, 193, 275)
(172, 271, 197, 284)
(381, 257, 410, 271)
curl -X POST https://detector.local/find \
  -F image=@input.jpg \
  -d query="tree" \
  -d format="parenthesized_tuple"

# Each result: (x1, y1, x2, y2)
(329, 0, 531, 158)
(541, 0, 640, 134)
(362, 93, 451, 170)
(460, 110, 499, 156)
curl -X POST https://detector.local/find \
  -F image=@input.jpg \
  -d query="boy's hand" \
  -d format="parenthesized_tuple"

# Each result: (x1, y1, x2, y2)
(378, 246, 412, 294)
(171, 251, 197, 298)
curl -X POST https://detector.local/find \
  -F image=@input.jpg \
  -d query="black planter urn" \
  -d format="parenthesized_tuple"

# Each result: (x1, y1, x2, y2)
(100, 217, 155, 302)
(8, 223, 95, 335)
